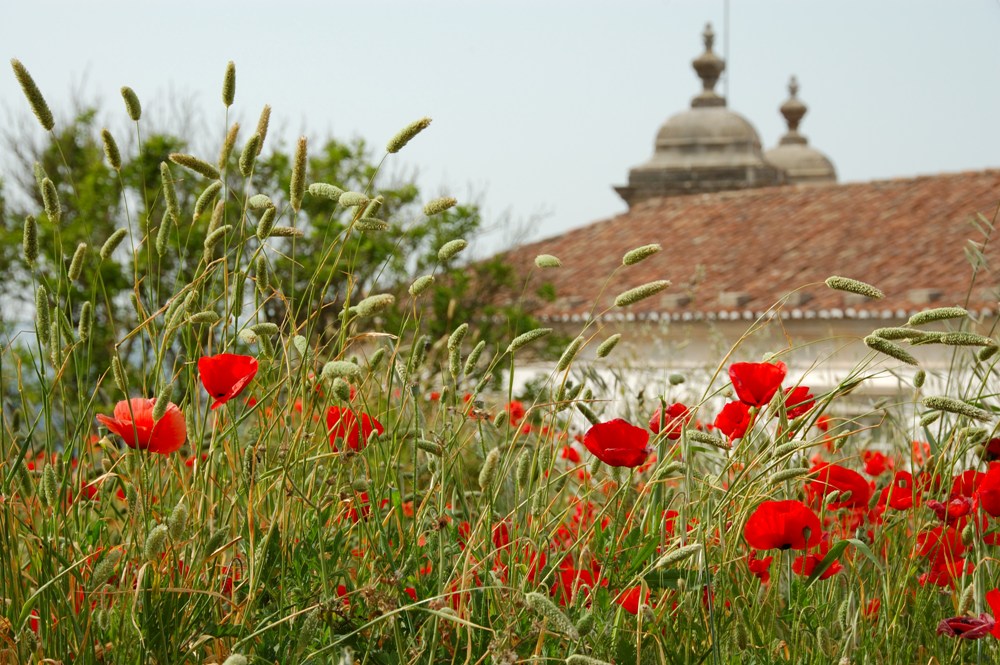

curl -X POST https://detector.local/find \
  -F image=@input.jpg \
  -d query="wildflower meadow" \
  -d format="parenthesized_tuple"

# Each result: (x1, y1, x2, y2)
(4, 59, 1000, 665)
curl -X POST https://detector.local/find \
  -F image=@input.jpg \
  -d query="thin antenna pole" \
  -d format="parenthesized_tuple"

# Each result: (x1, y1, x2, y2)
(723, 0, 730, 100)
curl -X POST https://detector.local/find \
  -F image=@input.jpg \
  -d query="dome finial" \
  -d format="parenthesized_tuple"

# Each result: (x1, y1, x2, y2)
(703, 22, 715, 50)
(779, 75, 807, 144)
(691, 22, 726, 108)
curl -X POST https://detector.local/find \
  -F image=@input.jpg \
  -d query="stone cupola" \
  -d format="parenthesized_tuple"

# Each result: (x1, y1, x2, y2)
(764, 76, 837, 184)
(615, 24, 783, 208)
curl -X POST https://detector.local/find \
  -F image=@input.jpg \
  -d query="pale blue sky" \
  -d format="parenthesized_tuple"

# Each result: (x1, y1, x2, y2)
(4, 1, 999, 249)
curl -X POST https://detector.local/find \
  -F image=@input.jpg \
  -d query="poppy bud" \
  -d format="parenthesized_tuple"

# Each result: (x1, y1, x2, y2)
(121, 86, 141, 120)
(669, 372, 686, 385)
(575, 610, 595, 637)
(168, 499, 189, 541)
(368, 347, 386, 370)
(144, 524, 169, 561)
(493, 410, 509, 429)
(218, 122, 240, 169)
(416, 439, 443, 457)
(243, 446, 257, 484)
(205, 529, 227, 556)
(980, 345, 999, 362)
(332, 378, 352, 403)
(322, 360, 362, 382)
(90, 550, 121, 591)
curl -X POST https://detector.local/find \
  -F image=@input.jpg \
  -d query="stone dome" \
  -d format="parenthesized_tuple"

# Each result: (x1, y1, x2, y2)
(763, 76, 837, 184)
(615, 24, 782, 207)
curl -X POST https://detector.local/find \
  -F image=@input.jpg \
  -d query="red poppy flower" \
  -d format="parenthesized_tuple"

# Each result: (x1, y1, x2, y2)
(327, 406, 384, 452)
(976, 465, 1000, 517)
(988, 589, 1000, 638)
(198, 353, 258, 410)
(746, 551, 773, 584)
(506, 400, 526, 425)
(952, 469, 987, 500)
(648, 403, 690, 440)
(729, 361, 787, 407)
(806, 463, 872, 509)
(582, 419, 651, 468)
(926, 497, 974, 525)
(614, 586, 649, 615)
(882, 471, 918, 510)
(937, 614, 996, 639)
(783, 386, 815, 418)
(551, 557, 606, 606)
(714, 401, 752, 440)
(96, 398, 186, 455)
(744, 500, 821, 551)
(793, 543, 842, 580)
(560, 445, 582, 463)
(915, 526, 966, 567)
(862, 450, 893, 477)
(983, 439, 1000, 462)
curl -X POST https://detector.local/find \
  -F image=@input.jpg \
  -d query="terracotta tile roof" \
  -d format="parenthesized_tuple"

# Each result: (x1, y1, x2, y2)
(502, 170, 1000, 322)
